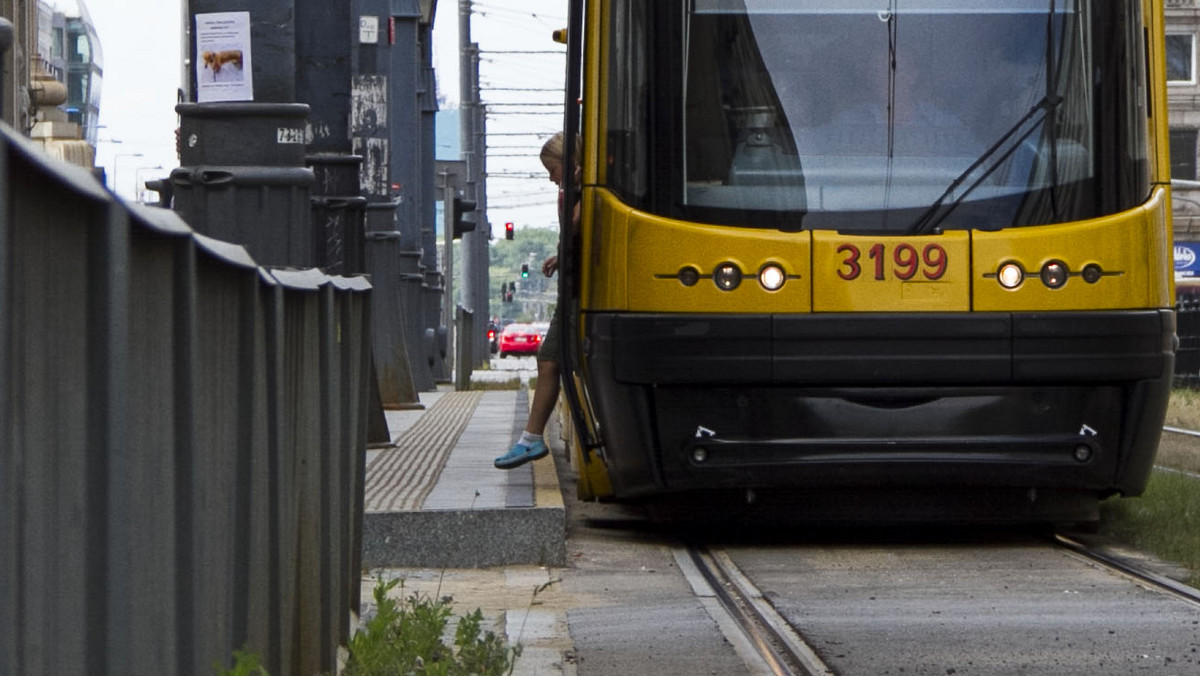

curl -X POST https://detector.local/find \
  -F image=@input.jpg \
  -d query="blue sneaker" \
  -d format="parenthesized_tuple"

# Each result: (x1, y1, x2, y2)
(494, 440, 548, 469)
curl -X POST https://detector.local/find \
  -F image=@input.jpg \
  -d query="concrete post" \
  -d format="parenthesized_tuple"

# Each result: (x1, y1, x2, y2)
(294, 0, 367, 275)
(454, 305, 473, 390)
(177, 2, 314, 268)
(186, 0, 297, 103)
(0, 18, 12, 116)
(350, 0, 437, 393)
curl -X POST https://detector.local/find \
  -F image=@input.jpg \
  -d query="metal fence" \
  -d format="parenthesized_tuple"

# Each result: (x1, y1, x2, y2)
(1, 122, 371, 674)
(1177, 296, 1200, 387)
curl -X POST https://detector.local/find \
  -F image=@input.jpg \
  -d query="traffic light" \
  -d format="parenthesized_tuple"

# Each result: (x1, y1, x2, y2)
(452, 196, 476, 239)
(521, 263, 529, 278)
(506, 282, 514, 303)
(505, 222, 514, 240)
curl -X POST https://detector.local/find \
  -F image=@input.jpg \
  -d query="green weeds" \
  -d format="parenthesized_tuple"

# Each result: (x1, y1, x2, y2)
(1100, 469, 1200, 588)
(1095, 388, 1200, 588)
(216, 648, 269, 676)
(467, 377, 522, 391)
(217, 578, 519, 676)
(344, 577, 519, 676)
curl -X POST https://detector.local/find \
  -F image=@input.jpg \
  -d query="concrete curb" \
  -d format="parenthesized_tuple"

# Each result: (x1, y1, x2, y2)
(362, 387, 566, 568)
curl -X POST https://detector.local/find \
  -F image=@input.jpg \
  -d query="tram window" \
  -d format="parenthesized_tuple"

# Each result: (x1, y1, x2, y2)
(667, 0, 1146, 231)
(604, 0, 649, 206)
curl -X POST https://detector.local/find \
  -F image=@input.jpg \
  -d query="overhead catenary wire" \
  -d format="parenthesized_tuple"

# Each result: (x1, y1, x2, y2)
(458, 0, 569, 250)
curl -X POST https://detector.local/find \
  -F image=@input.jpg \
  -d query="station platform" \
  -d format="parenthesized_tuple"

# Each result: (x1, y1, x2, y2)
(361, 382, 566, 569)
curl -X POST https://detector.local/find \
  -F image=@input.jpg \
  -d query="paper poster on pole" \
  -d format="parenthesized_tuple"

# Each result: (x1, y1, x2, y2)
(195, 12, 254, 102)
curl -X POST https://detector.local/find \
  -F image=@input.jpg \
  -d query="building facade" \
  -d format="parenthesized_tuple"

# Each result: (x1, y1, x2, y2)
(1, 0, 99, 152)
(1167, 0, 1200, 280)
(35, 0, 101, 146)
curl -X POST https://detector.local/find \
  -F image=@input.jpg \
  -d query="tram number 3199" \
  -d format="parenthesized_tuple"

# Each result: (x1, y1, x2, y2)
(836, 243, 948, 281)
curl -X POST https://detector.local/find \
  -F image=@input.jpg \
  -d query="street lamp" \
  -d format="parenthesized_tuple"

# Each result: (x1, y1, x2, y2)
(112, 152, 143, 198)
(134, 165, 165, 203)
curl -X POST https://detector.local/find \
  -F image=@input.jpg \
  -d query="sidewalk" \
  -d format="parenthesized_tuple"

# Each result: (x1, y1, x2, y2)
(362, 382, 566, 568)
(359, 376, 576, 675)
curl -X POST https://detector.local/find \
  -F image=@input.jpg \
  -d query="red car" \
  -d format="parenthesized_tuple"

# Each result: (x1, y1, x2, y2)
(497, 323, 542, 358)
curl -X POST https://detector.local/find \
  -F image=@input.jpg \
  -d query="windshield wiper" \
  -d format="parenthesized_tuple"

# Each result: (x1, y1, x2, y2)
(909, 0, 1068, 236)
(906, 96, 1060, 235)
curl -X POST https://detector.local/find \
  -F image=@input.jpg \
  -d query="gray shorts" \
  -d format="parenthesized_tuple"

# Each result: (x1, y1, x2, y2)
(537, 307, 560, 363)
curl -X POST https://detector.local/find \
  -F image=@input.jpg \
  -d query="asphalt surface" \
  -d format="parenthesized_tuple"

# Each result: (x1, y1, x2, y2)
(365, 361, 1200, 675)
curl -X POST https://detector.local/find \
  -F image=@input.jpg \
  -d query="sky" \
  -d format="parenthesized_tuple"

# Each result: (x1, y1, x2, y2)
(77, 0, 567, 230)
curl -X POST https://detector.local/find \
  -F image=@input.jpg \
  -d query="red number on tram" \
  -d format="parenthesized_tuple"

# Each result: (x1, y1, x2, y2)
(835, 242, 949, 281)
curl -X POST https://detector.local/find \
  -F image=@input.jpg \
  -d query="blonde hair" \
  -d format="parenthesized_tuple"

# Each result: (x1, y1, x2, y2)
(540, 131, 582, 167)
(540, 132, 566, 166)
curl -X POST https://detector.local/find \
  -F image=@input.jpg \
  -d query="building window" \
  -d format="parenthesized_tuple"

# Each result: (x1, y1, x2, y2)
(1171, 129, 1198, 180)
(1168, 34, 1195, 84)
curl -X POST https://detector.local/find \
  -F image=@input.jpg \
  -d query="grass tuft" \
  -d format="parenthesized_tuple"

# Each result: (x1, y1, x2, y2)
(219, 578, 520, 676)
(1165, 386, 1200, 429)
(467, 377, 522, 391)
(344, 577, 521, 676)
(1100, 469, 1200, 588)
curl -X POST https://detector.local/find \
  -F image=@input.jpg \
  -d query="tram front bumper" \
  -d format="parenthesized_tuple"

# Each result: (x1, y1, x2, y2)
(583, 311, 1174, 498)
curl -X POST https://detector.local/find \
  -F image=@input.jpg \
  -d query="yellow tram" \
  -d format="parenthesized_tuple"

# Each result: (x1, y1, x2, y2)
(557, 0, 1176, 523)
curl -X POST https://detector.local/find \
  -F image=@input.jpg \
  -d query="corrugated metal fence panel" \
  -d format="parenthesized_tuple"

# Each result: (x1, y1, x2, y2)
(3, 127, 108, 675)
(1, 116, 14, 676)
(1176, 299, 1200, 385)
(0, 122, 372, 675)
(123, 217, 191, 673)
(189, 249, 261, 673)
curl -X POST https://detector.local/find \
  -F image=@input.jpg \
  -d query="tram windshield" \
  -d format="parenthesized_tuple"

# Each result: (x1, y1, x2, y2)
(607, 0, 1151, 231)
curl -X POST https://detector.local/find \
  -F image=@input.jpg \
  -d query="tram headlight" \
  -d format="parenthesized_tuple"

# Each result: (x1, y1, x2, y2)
(997, 262, 1025, 289)
(1081, 264, 1103, 284)
(759, 264, 786, 291)
(678, 266, 700, 287)
(1041, 260, 1069, 289)
(713, 263, 742, 291)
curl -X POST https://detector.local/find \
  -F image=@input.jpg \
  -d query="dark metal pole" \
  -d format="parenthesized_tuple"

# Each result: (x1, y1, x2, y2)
(176, 1, 314, 268)
(0, 18, 13, 117)
(459, 0, 489, 367)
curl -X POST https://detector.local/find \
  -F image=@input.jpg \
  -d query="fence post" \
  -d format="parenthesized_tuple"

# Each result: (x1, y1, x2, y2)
(0, 18, 13, 115)
(455, 305, 473, 391)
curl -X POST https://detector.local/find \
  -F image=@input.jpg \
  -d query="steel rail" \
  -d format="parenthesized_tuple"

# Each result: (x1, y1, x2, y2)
(1163, 425, 1200, 438)
(1155, 426, 1200, 478)
(685, 546, 835, 676)
(1054, 534, 1200, 609)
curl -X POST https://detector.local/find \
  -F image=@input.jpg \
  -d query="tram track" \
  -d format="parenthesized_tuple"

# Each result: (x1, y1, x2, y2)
(1054, 533, 1200, 608)
(1163, 425, 1200, 439)
(1159, 425, 1200, 479)
(678, 528, 1200, 675)
(676, 545, 834, 676)
(657, 432, 1200, 673)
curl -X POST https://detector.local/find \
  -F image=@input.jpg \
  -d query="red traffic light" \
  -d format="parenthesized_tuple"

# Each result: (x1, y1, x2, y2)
(505, 221, 514, 240)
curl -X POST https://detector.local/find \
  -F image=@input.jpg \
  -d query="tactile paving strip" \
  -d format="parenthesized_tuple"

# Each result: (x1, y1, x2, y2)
(363, 390, 484, 512)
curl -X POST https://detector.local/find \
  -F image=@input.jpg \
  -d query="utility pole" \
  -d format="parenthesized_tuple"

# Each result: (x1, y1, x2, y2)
(437, 159, 466, 387)
(459, 0, 490, 367)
